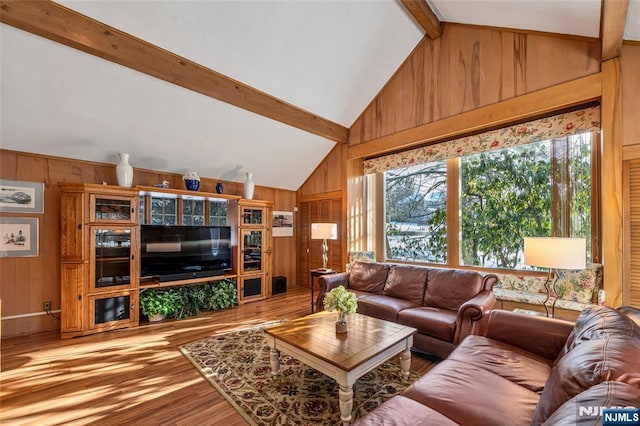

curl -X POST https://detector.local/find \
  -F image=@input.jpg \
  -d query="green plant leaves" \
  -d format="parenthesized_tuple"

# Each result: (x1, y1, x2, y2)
(140, 279, 238, 320)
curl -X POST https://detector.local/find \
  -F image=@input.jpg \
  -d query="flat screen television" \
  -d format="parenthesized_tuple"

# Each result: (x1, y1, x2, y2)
(140, 225, 232, 282)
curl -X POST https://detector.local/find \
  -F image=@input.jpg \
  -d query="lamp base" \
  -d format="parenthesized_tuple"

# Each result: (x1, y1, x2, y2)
(542, 269, 558, 318)
(322, 238, 328, 270)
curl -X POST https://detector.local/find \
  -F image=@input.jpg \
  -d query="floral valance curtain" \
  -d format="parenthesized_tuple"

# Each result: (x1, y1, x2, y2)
(363, 106, 601, 175)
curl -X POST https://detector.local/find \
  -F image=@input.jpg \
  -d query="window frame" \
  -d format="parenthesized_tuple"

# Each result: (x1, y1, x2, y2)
(377, 130, 601, 273)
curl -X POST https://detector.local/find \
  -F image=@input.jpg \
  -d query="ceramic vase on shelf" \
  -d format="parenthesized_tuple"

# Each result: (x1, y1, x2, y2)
(336, 311, 347, 334)
(216, 182, 224, 194)
(116, 152, 133, 187)
(183, 171, 200, 191)
(244, 172, 255, 200)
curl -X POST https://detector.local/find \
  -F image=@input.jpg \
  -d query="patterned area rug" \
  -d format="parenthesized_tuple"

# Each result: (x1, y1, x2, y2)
(179, 321, 426, 425)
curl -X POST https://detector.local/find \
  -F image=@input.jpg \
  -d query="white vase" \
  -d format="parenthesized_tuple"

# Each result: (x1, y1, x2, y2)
(116, 152, 133, 187)
(244, 172, 255, 199)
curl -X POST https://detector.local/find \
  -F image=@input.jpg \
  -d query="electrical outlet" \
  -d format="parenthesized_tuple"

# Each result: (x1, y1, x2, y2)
(43, 301, 52, 311)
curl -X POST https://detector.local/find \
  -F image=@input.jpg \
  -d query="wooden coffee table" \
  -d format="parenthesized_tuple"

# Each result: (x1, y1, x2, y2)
(264, 311, 417, 425)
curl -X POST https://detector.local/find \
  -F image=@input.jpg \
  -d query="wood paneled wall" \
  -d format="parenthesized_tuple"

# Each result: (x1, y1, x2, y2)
(622, 44, 640, 147)
(349, 24, 600, 145)
(298, 143, 346, 196)
(621, 43, 640, 309)
(297, 143, 348, 276)
(0, 149, 296, 338)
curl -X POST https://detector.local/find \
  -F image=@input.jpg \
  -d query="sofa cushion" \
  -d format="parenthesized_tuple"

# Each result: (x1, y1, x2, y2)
(347, 289, 376, 300)
(398, 307, 457, 342)
(352, 395, 459, 426)
(559, 305, 640, 361)
(357, 295, 420, 322)
(494, 273, 547, 293)
(348, 261, 390, 293)
(553, 263, 602, 304)
(383, 265, 429, 304)
(448, 335, 554, 393)
(402, 359, 540, 426)
(493, 288, 550, 306)
(423, 269, 483, 310)
(533, 336, 640, 425)
(542, 382, 640, 426)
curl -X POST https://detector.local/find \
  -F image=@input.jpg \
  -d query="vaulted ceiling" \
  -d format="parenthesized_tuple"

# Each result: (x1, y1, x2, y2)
(1, 0, 638, 190)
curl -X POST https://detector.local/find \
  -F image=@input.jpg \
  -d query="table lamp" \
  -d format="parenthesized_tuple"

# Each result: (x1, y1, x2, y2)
(523, 237, 586, 317)
(311, 223, 337, 270)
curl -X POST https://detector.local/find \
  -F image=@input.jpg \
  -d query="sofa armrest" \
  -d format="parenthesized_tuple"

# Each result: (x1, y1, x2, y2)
(454, 290, 497, 344)
(482, 273, 500, 291)
(484, 309, 574, 361)
(315, 272, 350, 312)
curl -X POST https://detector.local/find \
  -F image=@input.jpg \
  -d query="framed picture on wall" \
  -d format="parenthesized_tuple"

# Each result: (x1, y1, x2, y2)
(0, 217, 39, 257)
(272, 211, 293, 237)
(0, 179, 45, 213)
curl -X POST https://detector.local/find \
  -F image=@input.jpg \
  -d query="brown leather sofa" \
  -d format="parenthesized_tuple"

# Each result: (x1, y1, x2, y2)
(317, 261, 499, 358)
(354, 305, 640, 425)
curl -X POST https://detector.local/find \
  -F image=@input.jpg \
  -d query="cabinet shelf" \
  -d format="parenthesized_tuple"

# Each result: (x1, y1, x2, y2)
(139, 273, 237, 288)
(96, 256, 130, 262)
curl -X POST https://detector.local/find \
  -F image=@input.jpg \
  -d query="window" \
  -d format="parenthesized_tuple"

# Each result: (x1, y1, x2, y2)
(384, 161, 447, 263)
(368, 107, 600, 271)
(460, 134, 592, 269)
(380, 133, 595, 270)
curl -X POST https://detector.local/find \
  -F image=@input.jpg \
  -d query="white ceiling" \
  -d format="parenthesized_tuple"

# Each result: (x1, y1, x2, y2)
(429, 0, 603, 37)
(0, 1, 423, 190)
(1, 0, 639, 191)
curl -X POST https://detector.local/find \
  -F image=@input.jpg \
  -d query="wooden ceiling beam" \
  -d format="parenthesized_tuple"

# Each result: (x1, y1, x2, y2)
(0, 0, 348, 143)
(600, 0, 629, 61)
(400, 0, 442, 39)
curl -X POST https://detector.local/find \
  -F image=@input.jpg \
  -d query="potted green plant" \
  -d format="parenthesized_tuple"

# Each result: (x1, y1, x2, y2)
(204, 280, 239, 311)
(323, 285, 358, 333)
(140, 290, 176, 321)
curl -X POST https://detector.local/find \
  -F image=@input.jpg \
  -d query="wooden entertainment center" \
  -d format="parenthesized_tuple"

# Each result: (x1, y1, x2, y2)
(59, 183, 273, 338)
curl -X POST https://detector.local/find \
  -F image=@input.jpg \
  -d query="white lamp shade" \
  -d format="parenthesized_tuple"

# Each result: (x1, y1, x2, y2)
(311, 223, 337, 240)
(524, 237, 587, 270)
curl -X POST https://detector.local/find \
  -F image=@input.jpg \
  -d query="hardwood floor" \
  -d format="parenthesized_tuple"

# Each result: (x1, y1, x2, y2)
(1, 288, 437, 425)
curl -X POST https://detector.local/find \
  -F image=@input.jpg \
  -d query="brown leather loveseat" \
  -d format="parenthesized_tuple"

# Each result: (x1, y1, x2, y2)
(317, 261, 499, 358)
(354, 305, 640, 425)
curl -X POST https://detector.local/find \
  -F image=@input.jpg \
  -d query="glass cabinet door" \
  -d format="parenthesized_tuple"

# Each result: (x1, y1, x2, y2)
(88, 291, 138, 330)
(241, 229, 263, 274)
(241, 206, 264, 226)
(150, 196, 177, 225)
(90, 194, 135, 223)
(91, 227, 136, 290)
(209, 200, 228, 225)
(182, 198, 205, 225)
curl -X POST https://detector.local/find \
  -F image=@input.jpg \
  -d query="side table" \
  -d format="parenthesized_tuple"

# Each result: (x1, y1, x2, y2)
(310, 268, 338, 313)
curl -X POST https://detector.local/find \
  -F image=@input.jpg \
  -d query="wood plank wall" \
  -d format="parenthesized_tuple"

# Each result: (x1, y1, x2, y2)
(297, 143, 348, 277)
(621, 44, 640, 308)
(0, 149, 296, 338)
(298, 143, 346, 196)
(622, 44, 640, 147)
(349, 24, 600, 145)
